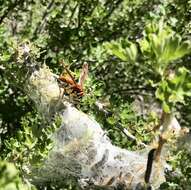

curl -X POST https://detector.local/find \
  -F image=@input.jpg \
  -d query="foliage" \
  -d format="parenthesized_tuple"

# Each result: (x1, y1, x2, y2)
(161, 149, 191, 190)
(0, 0, 191, 189)
(0, 159, 35, 190)
(156, 67, 191, 113)
(106, 21, 191, 113)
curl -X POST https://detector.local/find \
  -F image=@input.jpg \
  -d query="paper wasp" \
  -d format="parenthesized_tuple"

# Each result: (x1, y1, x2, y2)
(58, 62, 88, 102)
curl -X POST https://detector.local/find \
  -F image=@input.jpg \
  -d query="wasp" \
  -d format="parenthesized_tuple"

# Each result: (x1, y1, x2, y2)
(58, 62, 88, 102)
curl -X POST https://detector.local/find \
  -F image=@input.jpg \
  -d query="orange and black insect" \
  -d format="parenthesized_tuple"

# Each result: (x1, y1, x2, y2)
(58, 63, 88, 102)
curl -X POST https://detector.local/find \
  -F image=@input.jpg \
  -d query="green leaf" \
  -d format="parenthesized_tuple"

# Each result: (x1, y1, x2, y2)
(169, 90, 185, 104)
(107, 116, 116, 125)
(155, 87, 165, 101)
(162, 101, 170, 113)
(105, 40, 137, 62)
(141, 21, 191, 75)
(105, 43, 128, 61)
(126, 43, 137, 62)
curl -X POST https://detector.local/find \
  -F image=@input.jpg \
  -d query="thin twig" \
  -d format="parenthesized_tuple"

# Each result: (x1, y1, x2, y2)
(61, 0, 70, 13)
(67, 2, 78, 28)
(103, 0, 124, 20)
(116, 124, 147, 147)
(33, 0, 54, 38)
